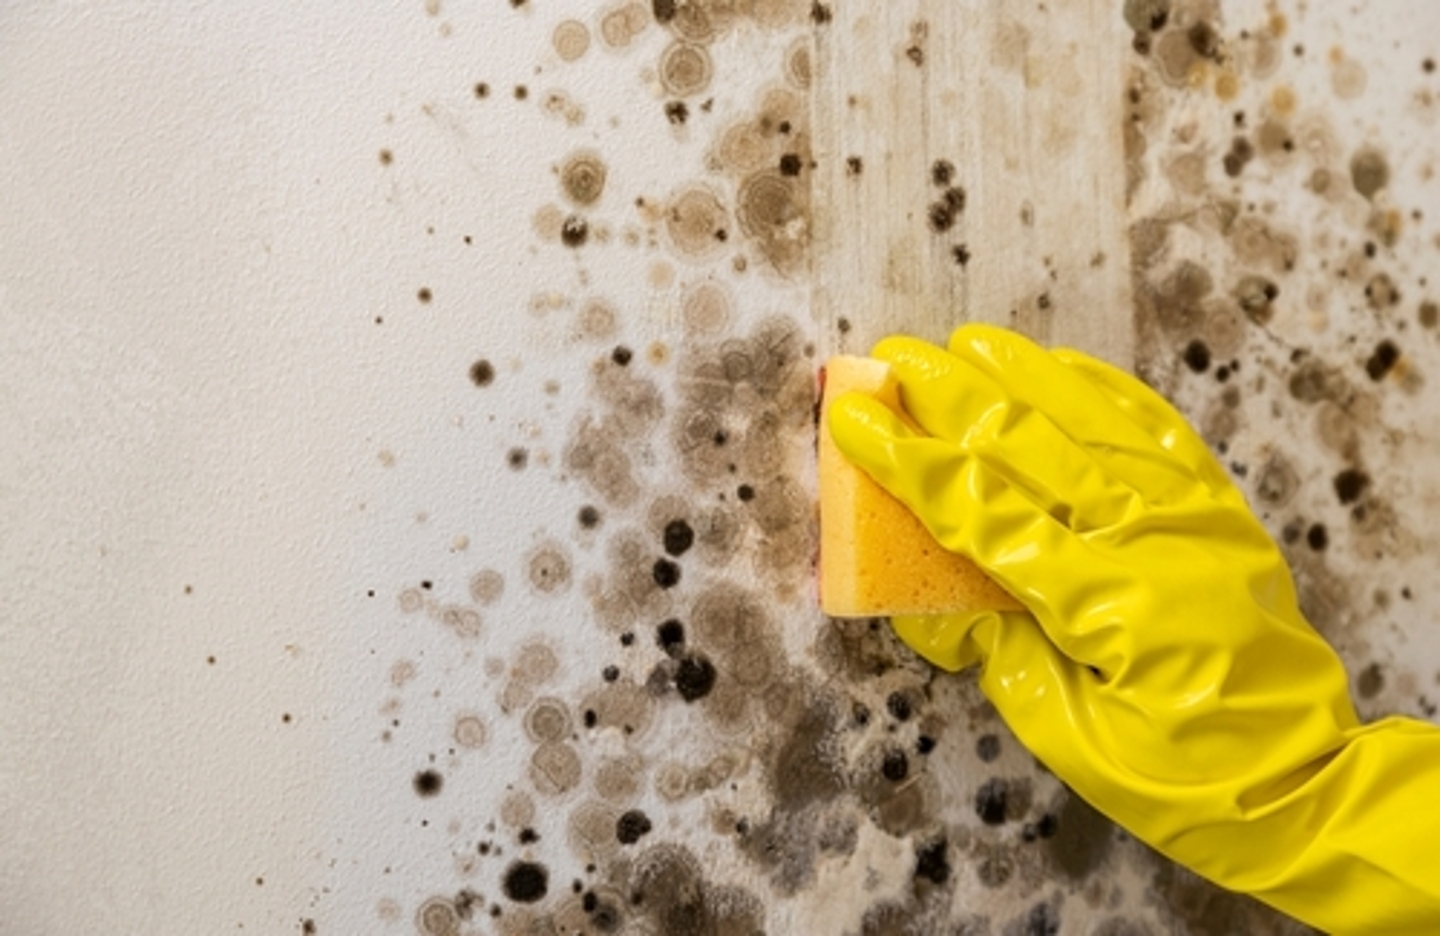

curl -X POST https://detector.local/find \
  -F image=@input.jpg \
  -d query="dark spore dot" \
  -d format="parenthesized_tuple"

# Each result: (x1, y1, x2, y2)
(657, 619, 685, 653)
(852, 701, 871, 726)
(561, 215, 589, 247)
(1223, 136, 1254, 177)
(1357, 662, 1385, 700)
(1425, 57, 1436, 73)
(590, 900, 620, 930)
(615, 809, 654, 844)
(976, 733, 1001, 762)
(602, 665, 620, 683)
(509, 0, 526, 7)
(513, 84, 529, 100)
(928, 201, 956, 233)
(914, 838, 951, 884)
(664, 100, 688, 125)
(845, 155, 863, 175)
(931, 159, 955, 186)
(507, 448, 529, 470)
(674, 654, 716, 702)
(736, 484, 755, 501)
(952, 244, 971, 266)
(378, 149, 394, 166)
(421, 580, 433, 590)
(653, 0, 676, 23)
(810, 1, 833, 24)
(652, 558, 681, 589)
(502, 861, 548, 903)
(1306, 523, 1328, 551)
(943, 186, 966, 212)
(975, 777, 1008, 825)
(413, 769, 443, 797)
(1182, 339, 1211, 373)
(917, 735, 936, 754)
(1023, 902, 1060, 936)
(578, 505, 601, 529)
(611, 345, 633, 366)
(1365, 339, 1400, 380)
(417, 287, 433, 303)
(1035, 812, 1058, 838)
(469, 359, 496, 387)
(662, 519, 695, 557)
(837, 317, 852, 333)
(881, 748, 910, 782)
(885, 691, 912, 722)
(1364, 240, 1377, 258)
(1215, 365, 1230, 382)
(519, 827, 539, 844)
(1186, 21, 1219, 58)
(302, 920, 317, 935)
(1333, 468, 1370, 505)
(583, 709, 598, 728)
(474, 82, 491, 98)
(778, 153, 802, 176)
(620, 631, 635, 646)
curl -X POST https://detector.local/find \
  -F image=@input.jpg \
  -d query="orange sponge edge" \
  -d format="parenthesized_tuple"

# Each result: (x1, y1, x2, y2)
(817, 355, 1023, 618)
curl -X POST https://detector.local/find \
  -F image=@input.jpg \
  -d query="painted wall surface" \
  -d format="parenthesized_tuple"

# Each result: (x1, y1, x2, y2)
(1, 2, 1437, 934)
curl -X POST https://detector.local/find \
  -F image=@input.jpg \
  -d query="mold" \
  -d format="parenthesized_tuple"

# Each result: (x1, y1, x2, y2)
(559, 150, 607, 206)
(659, 41, 714, 98)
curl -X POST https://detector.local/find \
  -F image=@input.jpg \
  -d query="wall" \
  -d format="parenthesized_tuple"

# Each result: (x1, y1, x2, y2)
(1, 1, 1437, 934)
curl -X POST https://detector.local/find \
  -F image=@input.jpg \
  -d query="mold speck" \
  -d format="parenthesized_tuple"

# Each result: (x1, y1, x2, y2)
(1333, 468, 1370, 505)
(561, 215, 589, 247)
(1350, 148, 1390, 200)
(414, 769, 443, 798)
(616, 809, 653, 844)
(469, 359, 495, 387)
(502, 861, 548, 903)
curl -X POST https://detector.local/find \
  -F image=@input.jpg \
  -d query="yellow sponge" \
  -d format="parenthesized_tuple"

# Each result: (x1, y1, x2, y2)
(818, 355, 1023, 618)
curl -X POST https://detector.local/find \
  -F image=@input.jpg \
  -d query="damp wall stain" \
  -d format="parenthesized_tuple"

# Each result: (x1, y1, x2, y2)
(336, 1, 1440, 934)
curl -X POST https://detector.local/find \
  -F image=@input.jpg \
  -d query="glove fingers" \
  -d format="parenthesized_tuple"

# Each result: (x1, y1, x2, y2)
(945, 325, 1200, 506)
(864, 338, 1146, 532)
(830, 390, 1124, 670)
(1051, 347, 1240, 503)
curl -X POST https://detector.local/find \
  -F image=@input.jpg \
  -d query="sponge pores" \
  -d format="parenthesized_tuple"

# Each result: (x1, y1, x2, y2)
(818, 355, 1022, 618)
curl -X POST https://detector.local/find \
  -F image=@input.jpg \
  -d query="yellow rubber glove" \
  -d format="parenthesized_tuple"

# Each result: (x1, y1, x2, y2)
(829, 324, 1440, 935)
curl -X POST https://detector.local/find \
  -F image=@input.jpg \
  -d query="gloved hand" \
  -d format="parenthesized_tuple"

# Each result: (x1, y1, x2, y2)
(829, 324, 1440, 935)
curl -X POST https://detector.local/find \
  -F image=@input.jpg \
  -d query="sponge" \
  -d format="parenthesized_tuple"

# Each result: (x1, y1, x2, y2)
(818, 355, 1023, 618)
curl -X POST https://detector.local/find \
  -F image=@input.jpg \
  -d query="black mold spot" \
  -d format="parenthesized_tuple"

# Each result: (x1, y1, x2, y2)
(810, 2, 833, 24)
(652, 0, 675, 23)
(1020, 901, 1061, 936)
(1182, 339, 1211, 373)
(976, 733, 1001, 762)
(652, 558, 681, 589)
(1333, 468, 1370, 505)
(1235, 275, 1279, 324)
(602, 665, 620, 682)
(473, 82, 490, 99)
(469, 359, 495, 387)
(931, 159, 955, 186)
(914, 838, 951, 884)
(616, 809, 653, 844)
(880, 748, 909, 782)
(657, 618, 685, 655)
(916, 735, 936, 754)
(417, 287, 433, 303)
(1186, 21, 1219, 59)
(414, 769, 443, 797)
(579, 505, 602, 529)
(952, 244, 971, 266)
(664, 101, 688, 125)
(1222, 137, 1254, 177)
(674, 654, 716, 701)
(513, 85, 529, 100)
(611, 345, 633, 366)
(502, 861, 548, 903)
(662, 519, 695, 557)
(507, 447, 529, 470)
(975, 777, 1009, 824)
(736, 483, 755, 501)
(885, 691, 912, 722)
(845, 155, 863, 175)
(561, 215, 589, 247)
(1365, 340, 1400, 380)
(778, 153, 802, 176)
(518, 827, 539, 844)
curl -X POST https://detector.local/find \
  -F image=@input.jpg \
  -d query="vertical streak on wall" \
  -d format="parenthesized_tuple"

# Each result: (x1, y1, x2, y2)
(812, 1, 1135, 364)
